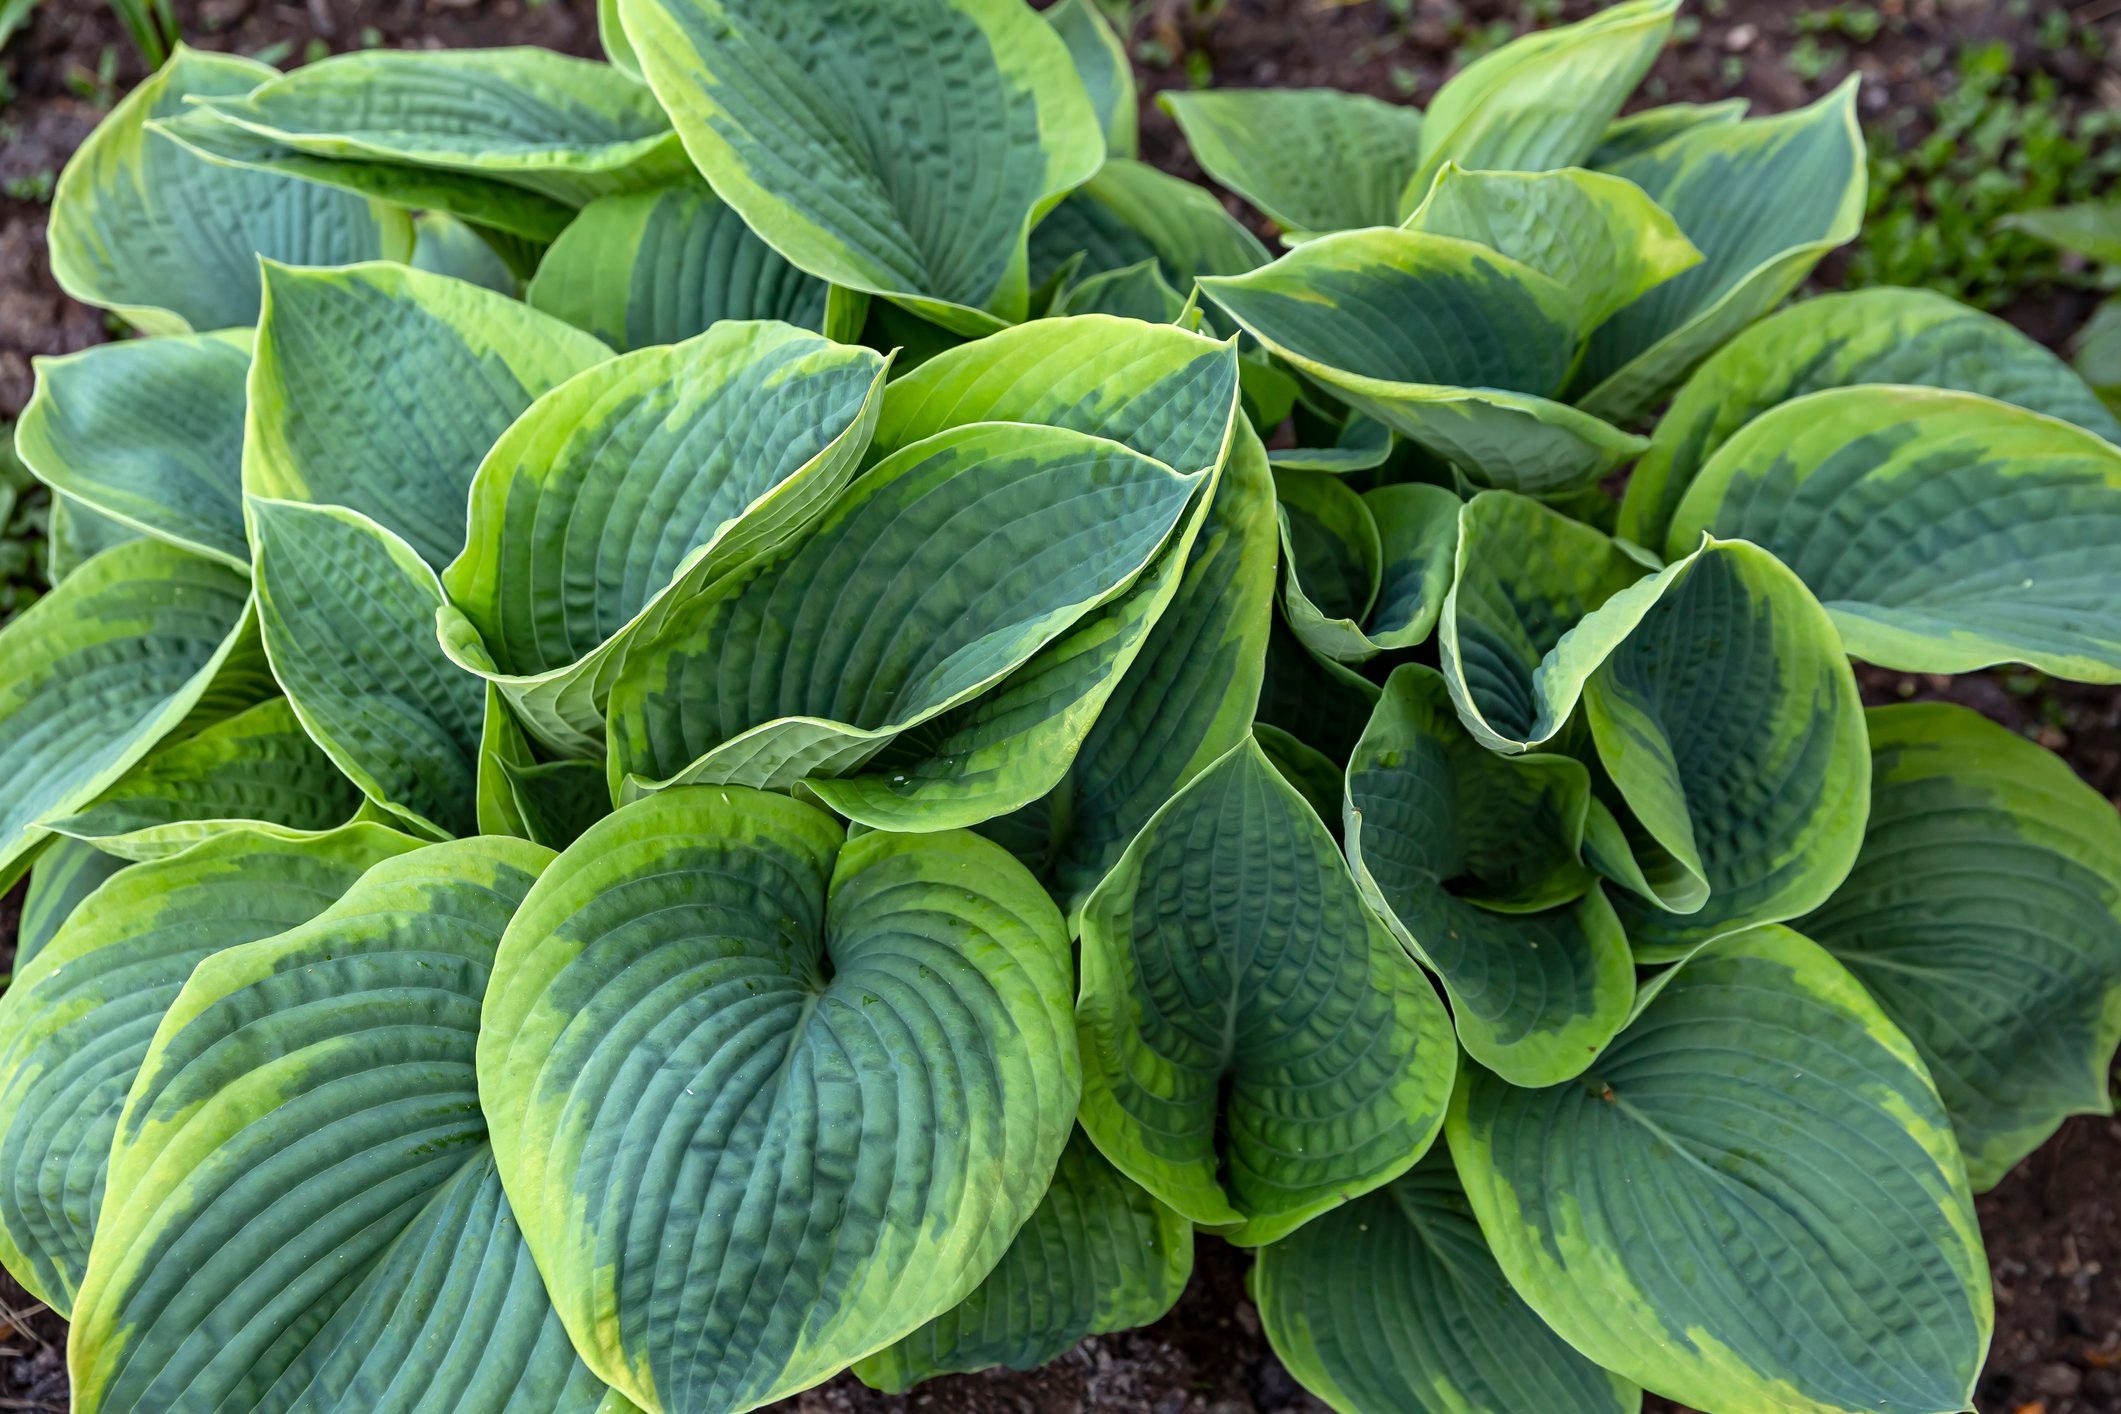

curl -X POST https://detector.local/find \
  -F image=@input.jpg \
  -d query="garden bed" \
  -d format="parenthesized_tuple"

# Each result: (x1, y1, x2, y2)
(2, 3, 2118, 1411)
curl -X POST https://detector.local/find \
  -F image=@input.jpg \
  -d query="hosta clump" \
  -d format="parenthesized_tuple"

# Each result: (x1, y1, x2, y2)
(2, 1, 2118, 1411)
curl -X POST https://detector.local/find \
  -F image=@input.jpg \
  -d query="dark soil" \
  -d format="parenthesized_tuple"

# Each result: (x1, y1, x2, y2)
(4, 3, 2119, 1412)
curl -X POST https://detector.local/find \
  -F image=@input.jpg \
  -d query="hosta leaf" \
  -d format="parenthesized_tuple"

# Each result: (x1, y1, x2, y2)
(1619, 287, 2121, 550)
(17, 330, 252, 569)
(620, 0, 1103, 331)
(0, 824, 419, 1315)
(1347, 666, 1632, 1086)
(526, 182, 831, 350)
(1588, 97, 1747, 166)
(1438, 490, 1653, 754)
(1160, 87, 1426, 236)
(1047, 0, 1137, 160)
(251, 499, 484, 840)
(13, 839, 126, 973)
(1406, 0, 1678, 208)
(855, 1129, 1190, 1392)
(0, 540, 252, 887)
(68, 838, 630, 1414)
(1669, 385, 2121, 681)
(245, 260, 611, 569)
(1279, 472, 1460, 663)
(46, 46, 406, 336)
(188, 46, 686, 205)
(1075, 738, 1455, 1246)
(1450, 925, 1991, 1414)
(411, 211, 521, 295)
(1573, 80, 1867, 423)
(1587, 539, 1869, 954)
(1401, 163, 1701, 335)
(1803, 704, 2121, 1190)
(1029, 158, 1269, 300)
(608, 422, 1201, 828)
(480, 788, 1078, 1412)
(1253, 1149, 1640, 1414)
(44, 495, 141, 585)
(1201, 230, 1646, 495)
(441, 322, 888, 755)
(871, 316, 1264, 904)
(149, 106, 579, 246)
(43, 696, 362, 861)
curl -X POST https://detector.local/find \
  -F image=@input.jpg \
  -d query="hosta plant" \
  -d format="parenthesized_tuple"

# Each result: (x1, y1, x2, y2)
(3, 2, 2120, 1413)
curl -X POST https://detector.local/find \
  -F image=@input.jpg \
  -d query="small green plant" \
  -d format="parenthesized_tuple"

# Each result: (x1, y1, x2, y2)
(2, 166, 52, 202)
(105, 0, 175, 68)
(1795, 2, 1883, 42)
(1851, 39, 2121, 306)
(62, 44, 118, 107)
(2, 5, 2119, 1414)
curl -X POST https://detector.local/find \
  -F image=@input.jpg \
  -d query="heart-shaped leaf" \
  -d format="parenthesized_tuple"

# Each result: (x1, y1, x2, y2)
(1279, 472, 1461, 663)
(1450, 925, 1991, 1414)
(1802, 704, 2121, 1190)
(149, 106, 578, 248)
(479, 787, 1078, 1412)
(873, 316, 1266, 908)
(1047, 0, 1137, 160)
(1076, 737, 1456, 1245)
(1437, 490, 1654, 754)
(1401, 164, 1701, 335)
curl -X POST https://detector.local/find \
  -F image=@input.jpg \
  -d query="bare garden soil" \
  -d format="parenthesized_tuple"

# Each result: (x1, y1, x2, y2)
(3, 2, 2119, 1410)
